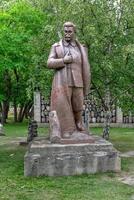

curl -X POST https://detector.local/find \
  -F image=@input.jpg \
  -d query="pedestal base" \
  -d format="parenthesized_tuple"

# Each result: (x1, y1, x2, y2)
(24, 136, 121, 176)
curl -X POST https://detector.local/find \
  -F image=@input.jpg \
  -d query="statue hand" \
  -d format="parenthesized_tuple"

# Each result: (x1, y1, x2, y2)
(63, 52, 73, 64)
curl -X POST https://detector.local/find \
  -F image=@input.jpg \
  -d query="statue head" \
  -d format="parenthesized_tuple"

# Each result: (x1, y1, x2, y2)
(63, 21, 76, 42)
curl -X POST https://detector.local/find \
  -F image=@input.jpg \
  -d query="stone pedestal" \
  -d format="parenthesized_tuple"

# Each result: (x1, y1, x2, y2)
(24, 136, 121, 176)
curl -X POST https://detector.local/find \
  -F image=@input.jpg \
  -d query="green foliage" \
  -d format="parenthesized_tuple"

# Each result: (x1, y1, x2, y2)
(0, 0, 134, 117)
(0, 0, 53, 112)
(0, 1, 43, 70)
(25, 0, 134, 110)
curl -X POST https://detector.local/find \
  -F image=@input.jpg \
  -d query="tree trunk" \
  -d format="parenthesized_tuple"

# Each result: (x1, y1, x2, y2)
(14, 102, 18, 122)
(0, 103, 2, 123)
(5, 103, 9, 120)
(18, 105, 27, 122)
(25, 102, 33, 119)
(1, 101, 9, 124)
(1, 70, 11, 124)
(102, 85, 111, 140)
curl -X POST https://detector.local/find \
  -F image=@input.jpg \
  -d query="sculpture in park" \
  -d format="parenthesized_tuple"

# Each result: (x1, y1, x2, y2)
(24, 23, 120, 176)
(47, 22, 91, 141)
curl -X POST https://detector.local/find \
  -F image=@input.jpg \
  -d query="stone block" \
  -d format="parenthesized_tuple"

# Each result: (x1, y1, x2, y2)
(24, 136, 121, 177)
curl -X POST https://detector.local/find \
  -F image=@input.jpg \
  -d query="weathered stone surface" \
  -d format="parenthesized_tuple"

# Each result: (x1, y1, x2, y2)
(118, 175, 134, 186)
(49, 111, 61, 143)
(24, 135, 121, 176)
(120, 151, 134, 158)
(0, 123, 5, 136)
(34, 91, 41, 123)
(131, 194, 134, 200)
(49, 110, 95, 144)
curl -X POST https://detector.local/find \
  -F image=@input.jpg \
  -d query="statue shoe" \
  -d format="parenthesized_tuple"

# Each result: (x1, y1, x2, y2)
(63, 132, 72, 138)
(76, 122, 86, 132)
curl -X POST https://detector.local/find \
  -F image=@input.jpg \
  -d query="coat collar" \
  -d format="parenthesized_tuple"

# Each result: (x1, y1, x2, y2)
(62, 39, 77, 47)
(58, 39, 83, 57)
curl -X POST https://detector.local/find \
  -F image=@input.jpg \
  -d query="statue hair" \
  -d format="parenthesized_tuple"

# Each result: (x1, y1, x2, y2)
(63, 22, 76, 33)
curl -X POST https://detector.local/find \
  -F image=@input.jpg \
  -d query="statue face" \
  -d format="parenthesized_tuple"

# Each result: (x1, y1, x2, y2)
(64, 26, 75, 42)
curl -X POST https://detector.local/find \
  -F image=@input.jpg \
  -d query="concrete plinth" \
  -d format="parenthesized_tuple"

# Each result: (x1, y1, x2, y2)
(24, 136, 121, 177)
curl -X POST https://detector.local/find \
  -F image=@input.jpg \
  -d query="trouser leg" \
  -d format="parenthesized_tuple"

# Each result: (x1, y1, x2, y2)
(61, 87, 76, 137)
(71, 87, 85, 131)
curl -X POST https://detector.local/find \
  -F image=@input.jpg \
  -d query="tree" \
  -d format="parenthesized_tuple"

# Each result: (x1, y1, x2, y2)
(29, 0, 134, 108)
(0, 0, 47, 122)
(0, 0, 134, 125)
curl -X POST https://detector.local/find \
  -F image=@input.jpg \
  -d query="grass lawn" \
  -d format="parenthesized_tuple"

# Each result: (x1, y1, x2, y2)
(0, 122, 134, 200)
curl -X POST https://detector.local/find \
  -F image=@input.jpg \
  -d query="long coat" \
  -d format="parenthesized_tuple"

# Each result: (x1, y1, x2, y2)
(47, 40, 91, 136)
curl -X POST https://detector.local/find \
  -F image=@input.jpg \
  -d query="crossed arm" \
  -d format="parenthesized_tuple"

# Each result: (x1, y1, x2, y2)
(47, 45, 73, 69)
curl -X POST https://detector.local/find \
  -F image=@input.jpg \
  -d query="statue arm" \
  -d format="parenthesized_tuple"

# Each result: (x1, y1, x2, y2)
(47, 45, 65, 69)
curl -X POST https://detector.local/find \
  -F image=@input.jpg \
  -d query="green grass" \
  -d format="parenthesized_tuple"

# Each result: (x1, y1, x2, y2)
(90, 127, 134, 152)
(3, 121, 28, 137)
(4, 121, 49, 137)
(0, 123, 134, 200)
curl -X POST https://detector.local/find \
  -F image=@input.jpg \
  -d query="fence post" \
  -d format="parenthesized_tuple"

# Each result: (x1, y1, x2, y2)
(34, 91, 41, 123)
(116, 107, 123, 123)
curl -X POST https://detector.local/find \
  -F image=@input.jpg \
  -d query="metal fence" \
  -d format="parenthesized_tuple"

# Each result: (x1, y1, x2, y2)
(36, 93, 134, 124)
(40, 96, 117, 124)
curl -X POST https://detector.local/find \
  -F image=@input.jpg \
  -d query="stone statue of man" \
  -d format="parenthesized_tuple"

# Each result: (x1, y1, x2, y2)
(47, 22, 91, 139)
